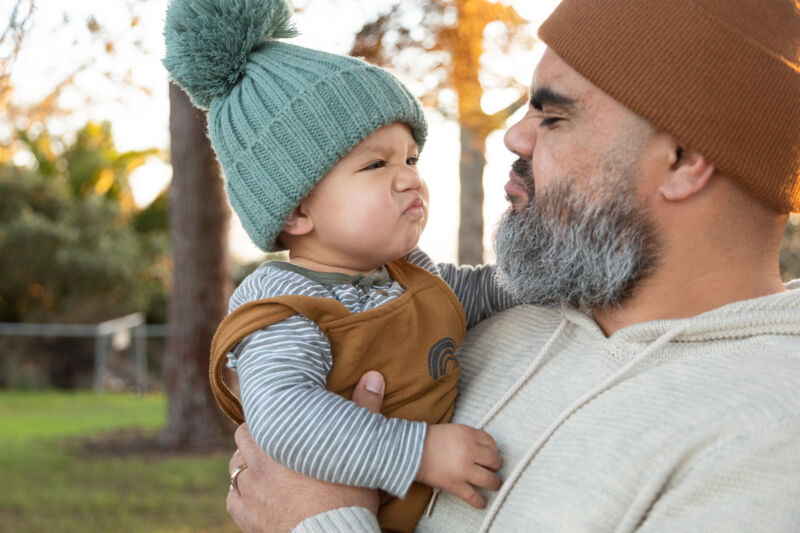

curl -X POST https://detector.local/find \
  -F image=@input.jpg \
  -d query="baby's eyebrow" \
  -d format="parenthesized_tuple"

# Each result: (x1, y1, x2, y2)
(351, 143, 417, 158)
(350, 145, 384, 158)
(530, 87, 577, 114)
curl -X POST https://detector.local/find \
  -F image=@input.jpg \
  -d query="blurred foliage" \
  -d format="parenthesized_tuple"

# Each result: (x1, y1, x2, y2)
(15, 121, 158, 211)
(780, 215, 800, 281)
(1, 0, 157, 144)
(350, 0, 531, 125)
(0, 121, 170, 325)
(0, 0, 34, 111)
(133, 189, 168, 234)
(232, 251, 288, 288)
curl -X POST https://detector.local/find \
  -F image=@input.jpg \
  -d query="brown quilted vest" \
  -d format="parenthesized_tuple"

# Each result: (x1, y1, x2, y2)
(209, 258, 466, 532)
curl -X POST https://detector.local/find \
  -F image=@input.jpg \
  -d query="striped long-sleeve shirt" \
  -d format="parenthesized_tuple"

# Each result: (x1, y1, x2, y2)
(227, 248, 513, 497)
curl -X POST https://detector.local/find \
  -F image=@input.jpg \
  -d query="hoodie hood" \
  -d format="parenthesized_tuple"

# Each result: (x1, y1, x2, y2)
(561, 280, 800, 345)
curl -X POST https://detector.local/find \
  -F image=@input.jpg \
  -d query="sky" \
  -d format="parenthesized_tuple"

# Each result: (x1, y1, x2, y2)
(4, 0, 560, 264)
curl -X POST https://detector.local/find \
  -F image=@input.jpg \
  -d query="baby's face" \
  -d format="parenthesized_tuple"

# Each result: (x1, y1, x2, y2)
(300, 122, 429, 271)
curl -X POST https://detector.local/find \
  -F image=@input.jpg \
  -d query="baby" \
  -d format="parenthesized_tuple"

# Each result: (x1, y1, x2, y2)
(163, 0, 513, 530)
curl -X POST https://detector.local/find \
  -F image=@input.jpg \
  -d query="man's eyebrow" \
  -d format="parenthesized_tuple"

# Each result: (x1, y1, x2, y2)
(530, 87, 577, 113)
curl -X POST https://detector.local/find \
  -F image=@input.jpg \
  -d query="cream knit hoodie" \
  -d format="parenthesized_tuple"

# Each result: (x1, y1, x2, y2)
(295, 282, 800, 532)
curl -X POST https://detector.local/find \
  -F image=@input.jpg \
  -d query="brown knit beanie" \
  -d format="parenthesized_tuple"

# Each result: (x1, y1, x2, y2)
(539, 0, 800, 213)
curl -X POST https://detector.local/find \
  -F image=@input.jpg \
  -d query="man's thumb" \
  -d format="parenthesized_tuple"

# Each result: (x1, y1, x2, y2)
(351, 370, 385, 414)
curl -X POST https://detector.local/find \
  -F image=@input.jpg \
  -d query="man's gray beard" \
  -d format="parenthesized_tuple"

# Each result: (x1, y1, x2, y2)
(494, 168, 660, 310)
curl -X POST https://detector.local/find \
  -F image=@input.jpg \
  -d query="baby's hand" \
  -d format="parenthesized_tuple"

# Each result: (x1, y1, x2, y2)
(414, 423, 502, 509)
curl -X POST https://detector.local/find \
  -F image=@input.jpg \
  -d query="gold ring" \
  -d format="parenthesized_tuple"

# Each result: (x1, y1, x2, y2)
(229, 463, 247, 492)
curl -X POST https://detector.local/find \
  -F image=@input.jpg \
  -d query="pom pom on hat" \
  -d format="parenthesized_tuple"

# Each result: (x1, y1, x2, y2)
(162, 0, 428, 252)
(163, 0, 298, 110)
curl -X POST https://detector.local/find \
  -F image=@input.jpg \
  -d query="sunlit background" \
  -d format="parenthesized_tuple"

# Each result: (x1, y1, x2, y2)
(1, 2, 569, 530)
(4, 2, 800, 531)
(2, 0, 560, 264)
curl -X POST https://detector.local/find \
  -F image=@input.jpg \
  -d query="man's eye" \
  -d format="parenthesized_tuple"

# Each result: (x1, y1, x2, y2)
(362, 160, 386, 171)
(539, 117, 563, 127)
(406, 156, 419, 166)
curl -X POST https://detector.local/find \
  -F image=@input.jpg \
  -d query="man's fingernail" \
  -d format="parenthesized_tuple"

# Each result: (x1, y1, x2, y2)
(364, 372, 383, 394)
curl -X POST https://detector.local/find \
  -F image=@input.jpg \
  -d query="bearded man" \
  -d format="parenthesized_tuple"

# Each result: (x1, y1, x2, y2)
(225, 0, 800, 531)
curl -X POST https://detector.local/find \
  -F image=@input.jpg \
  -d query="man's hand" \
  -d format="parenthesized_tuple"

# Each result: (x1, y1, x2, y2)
(225, 371, 386, 533)
(415, 424, 502, 509)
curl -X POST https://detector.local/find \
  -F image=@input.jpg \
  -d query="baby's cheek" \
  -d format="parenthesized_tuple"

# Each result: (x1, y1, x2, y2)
(356, 194, 393, 223)
(343, 207, 385, 241)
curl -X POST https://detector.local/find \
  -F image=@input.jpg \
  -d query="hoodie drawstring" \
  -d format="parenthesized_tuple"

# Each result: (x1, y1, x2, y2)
(476, 318, 570, 429)
(425, 318, 570, 517)
(478, 323, 688, 532)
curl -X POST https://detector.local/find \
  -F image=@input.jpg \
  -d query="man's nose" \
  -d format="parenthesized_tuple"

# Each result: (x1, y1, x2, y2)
(504, 117, 535, 160)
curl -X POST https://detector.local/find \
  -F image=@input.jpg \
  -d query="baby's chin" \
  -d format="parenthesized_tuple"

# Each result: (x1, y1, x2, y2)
(360, 227, 426, 266)
(376, 242, 419, 266)
(405, 228, 426, 255)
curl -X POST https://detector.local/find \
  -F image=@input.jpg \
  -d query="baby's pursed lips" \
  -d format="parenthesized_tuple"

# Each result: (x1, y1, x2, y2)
(405, 196, 424, 211)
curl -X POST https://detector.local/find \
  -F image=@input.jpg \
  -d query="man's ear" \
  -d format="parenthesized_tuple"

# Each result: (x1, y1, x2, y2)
(659, 143, 716, 202)
(282, 203, 314, 236)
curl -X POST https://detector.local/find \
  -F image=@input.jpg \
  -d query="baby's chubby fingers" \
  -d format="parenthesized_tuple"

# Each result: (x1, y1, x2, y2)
(474, 429, 499, 453)
(469, 465, 502, 492)
(454, 482, 487, 510)
(415, 422, 505, 509)
(474, 442, 503, 472)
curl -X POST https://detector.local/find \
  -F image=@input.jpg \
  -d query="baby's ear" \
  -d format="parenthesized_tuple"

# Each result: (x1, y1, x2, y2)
(282, 204, 313, 236)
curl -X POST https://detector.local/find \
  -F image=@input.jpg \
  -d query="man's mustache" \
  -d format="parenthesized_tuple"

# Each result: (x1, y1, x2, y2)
(511, 158, 534, 197)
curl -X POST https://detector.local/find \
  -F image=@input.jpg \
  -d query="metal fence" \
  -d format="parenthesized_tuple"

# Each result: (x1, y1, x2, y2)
(0, 314, 167, 391)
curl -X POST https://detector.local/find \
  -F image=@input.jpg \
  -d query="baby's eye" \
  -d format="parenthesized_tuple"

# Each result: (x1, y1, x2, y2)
(406, 156, 419, 166)
(361, 160, 386, 171)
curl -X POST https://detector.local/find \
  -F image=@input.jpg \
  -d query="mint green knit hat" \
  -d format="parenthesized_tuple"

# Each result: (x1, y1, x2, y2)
(163, 0, 428, 252)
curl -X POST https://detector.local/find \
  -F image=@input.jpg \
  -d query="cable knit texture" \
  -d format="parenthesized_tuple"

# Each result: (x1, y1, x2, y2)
(163, 0, 427, 251)
(293, 282, 800, 532)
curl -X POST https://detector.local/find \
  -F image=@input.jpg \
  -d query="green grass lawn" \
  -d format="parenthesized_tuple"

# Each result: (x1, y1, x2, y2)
(0, 391, 238, 533)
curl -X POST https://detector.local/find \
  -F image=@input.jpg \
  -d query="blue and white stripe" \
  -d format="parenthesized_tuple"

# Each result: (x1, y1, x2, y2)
(228, 248, 513, 497)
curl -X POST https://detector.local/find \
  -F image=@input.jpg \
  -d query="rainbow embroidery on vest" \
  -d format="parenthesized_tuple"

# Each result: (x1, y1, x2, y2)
(427, 337, 459, 380)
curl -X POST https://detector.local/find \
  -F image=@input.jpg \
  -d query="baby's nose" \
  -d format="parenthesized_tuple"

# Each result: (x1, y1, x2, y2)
(395, 165, 423, 191)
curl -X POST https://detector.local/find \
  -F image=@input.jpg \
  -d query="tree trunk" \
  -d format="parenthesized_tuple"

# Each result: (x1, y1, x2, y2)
(458, 125, 488, 265)
(161, 82, 233, 449)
